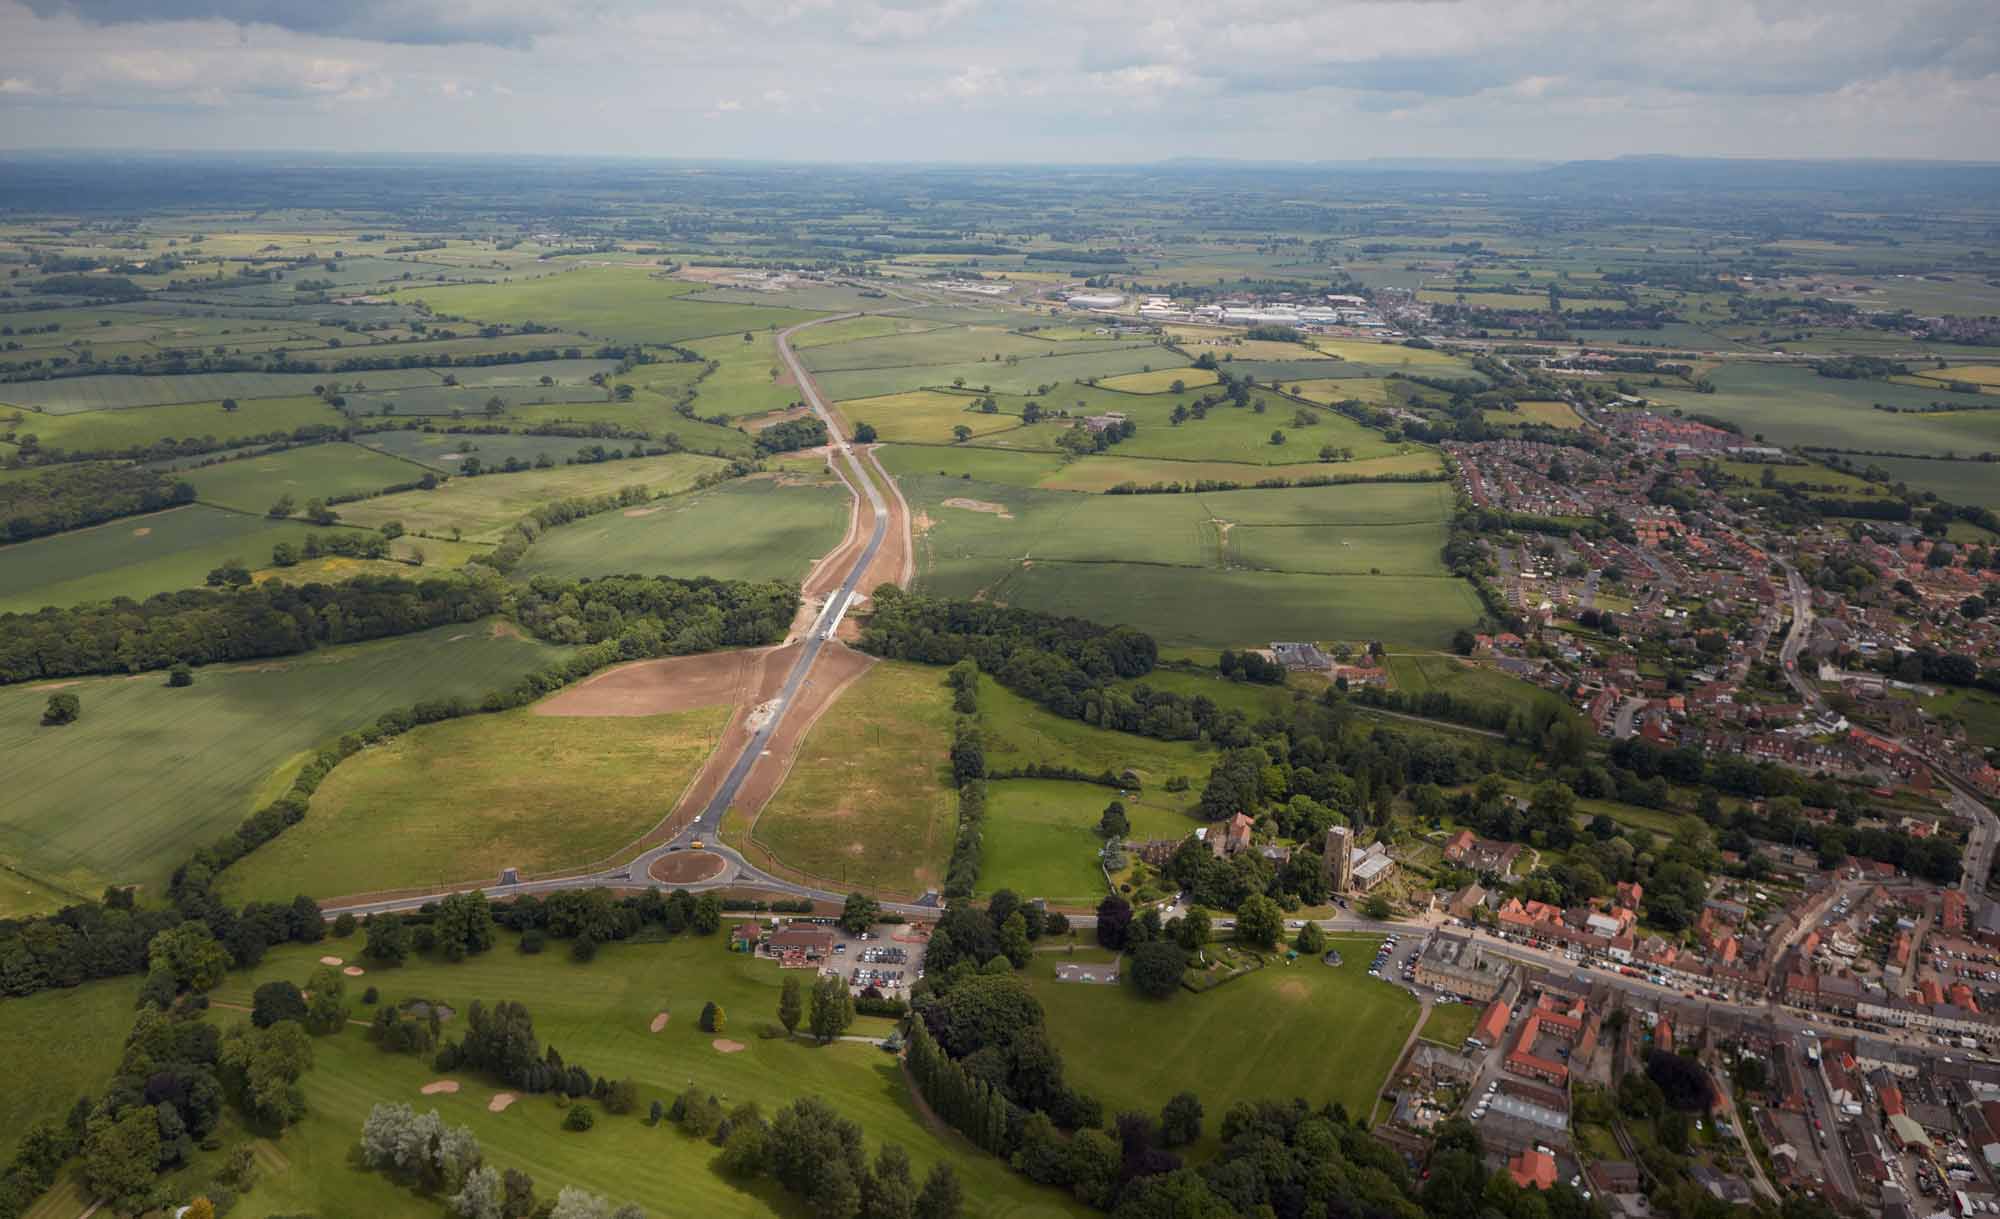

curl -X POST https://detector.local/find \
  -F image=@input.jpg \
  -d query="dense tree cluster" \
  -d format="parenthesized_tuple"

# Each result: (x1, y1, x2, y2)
(0, 574, 504, 684)
(752, 415, 829, 454)
(513, 573, 798, 652)
(0, 463, 194, 544)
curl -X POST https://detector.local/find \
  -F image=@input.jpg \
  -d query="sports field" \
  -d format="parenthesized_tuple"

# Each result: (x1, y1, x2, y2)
(187, 442, 429, 513)
(0, 623, 569, 907)
(225, 704, 730, 903)
(1027, 937, 1417, 1154)
(980, 779, 1199, 905)
(0, 504, 372, 613)
(513, 476, 852, 585)
(335, 453, 732, 541)
(747, 661, 956, 896)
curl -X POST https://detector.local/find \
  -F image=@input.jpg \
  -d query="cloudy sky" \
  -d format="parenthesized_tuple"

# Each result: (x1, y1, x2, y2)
(1, 0, 1996, 161)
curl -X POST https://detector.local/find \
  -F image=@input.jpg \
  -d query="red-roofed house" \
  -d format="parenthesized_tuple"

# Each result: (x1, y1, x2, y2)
(1509, 1148, 1557, 1191)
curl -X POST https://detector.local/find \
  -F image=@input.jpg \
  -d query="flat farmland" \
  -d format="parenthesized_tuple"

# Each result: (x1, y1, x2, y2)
(800, 324, 1143, 373)
(1647, 363, 2000, 457)
(0, 504, 371, 613)
(188, 442, 428, 513)
(1906, 364, 2000, 387)
(1026, 936, 1418, 1156)
(980, 778, 1198, 905)
(335, 453, 731, 541)
(504, 401, 755, 454)
(836, 390, 1028, 444)
(181, 937, 1087, 1219)
(1864, 456, 2000, 509)
(513, 476, 852, 584)
(355, 430, 603, 472)
(789, 315, 938, 348)
(816, 345, 1186, 400)
(0, 368, 441, 413)
(8, 395, 344, 452)
(904, 474, 1471, 646)
(0, 622, 568, 907)
(224, 702, 731, 903)
(1096, 367, 1221, 393)
(395, 267, 826, 345)
(681, 331, 797, 418)
(746, 661, 955, 896)
(874, 442, 1439, 492)
(344, 384, 605, 417)
(1111, 400, 1403, 466)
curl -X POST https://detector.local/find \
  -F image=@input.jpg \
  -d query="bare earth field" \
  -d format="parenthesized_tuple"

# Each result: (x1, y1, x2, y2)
(533, 650, 770, 718)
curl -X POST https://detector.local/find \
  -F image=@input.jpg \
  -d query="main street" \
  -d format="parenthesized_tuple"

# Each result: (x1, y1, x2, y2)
(322, 314, 929, 922)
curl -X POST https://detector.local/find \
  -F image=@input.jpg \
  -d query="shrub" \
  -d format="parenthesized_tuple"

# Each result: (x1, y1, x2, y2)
(362, 986, 380, 1005)
(168, 664, 194, 688)
(698, 1001, 724, 1034)
(41, 692, 80, 725)
(563, 1105, 595, 1132)
(520, 928, 545, 954)
(333, 913, 357, 938)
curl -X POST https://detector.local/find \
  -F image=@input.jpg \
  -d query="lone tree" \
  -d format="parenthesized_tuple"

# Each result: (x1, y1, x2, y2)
(1130, 940, 1187, 999)
(1098, 801, 1130, 839)
(853, 421, 878, 444)
(41, 692, 80, 726)
(699, 1001, 725, 1034)
(839, 891, 878, 936)
(168, 663, 194, 687)
(778, 976, 803, 1035)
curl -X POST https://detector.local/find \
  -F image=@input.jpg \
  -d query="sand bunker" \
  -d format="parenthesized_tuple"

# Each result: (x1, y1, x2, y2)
(420, 1080, 460, 1095)
(132, 527, 152, 537)
(712, 1039, 747, 1054)
(941, 497, 1012, 519)
(488, 1093, 517, 1113)
(649, 1012, 670, 1033)
(318, 955, 344, 966)
(343, 966, 366, 977)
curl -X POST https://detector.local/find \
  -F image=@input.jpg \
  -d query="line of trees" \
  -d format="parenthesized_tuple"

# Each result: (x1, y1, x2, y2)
(0, 463, 194, 544)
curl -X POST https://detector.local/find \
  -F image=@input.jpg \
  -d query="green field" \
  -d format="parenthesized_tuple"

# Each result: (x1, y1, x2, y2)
(979, 684, 1212, 805)
(681, 331, 798, 418)
(800, 324, 1151, 374)
(874, 443, 1439, 493)
(397, 268, 827, 345)
(514, 476, 852, 584)
(6, 395, 343, 452)
(1026, 937, 1417, 1154)
(746, 661, 957, 896)
(816, 346, 1183, 400)
(1483, 400, 1584, 429)
(0, 368, 443, 413)
(0, 504, 381, 613)
(0, 623, 568, 907)
(837, 390, 1033, 445)
(980, 779, 1199, 905)
(1648, 362, 2000, 458)
(1418, 1000, 1484, 1047)
(903, 473, 1474, 647)
(188, 442, 429, 514)
(226, 703, 730, 903)
(335, 453, 732, 542)
(0, 973, 145, 1154)
(1091, 367, 1221, 393)
(1864, 456, 2000, 510)
(8, 935, 1086, 1218)
(355, 430, 610, 472)
(1385, 654, 1571, 719)
(1926, 686, 2000, 751)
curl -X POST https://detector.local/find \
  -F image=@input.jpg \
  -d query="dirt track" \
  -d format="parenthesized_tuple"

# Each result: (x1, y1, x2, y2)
(532, 650, 766, 717)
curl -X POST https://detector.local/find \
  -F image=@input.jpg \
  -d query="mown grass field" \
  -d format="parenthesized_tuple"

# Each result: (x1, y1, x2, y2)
(980, 779, 1198, 905)
(1385, 653, 1572, 720)
(1484, 400, 1584, 429)
(514, 476, 852, 585)
(747, 661, 956, 896)
(6, 394, 342, 452)
(226, 703, 731, 903)
(1419, 1000, 1484, 1047)
(396, 267, 826, 345)
(1864, 455, 2000, 510)
(336, 453, 731, 542)
(0, 623, 568, 907)
(14, 936, 1086, 1219)
(188, 442, 430, 514)
(1027, 936, 1416, 1156)
(0, 504, 376, 613)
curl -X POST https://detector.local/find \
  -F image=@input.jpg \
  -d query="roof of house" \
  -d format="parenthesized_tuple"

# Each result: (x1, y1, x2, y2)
(1509, 1148, 1557, 1191)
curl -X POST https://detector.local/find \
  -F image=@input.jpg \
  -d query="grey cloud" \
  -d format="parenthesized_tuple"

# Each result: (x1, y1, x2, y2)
(20, 0, 567, 46)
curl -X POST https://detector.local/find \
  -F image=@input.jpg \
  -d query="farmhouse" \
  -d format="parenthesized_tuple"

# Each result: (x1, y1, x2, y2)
(1271, 641, 1332, 671)
(1082, 411, 1129, 435)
